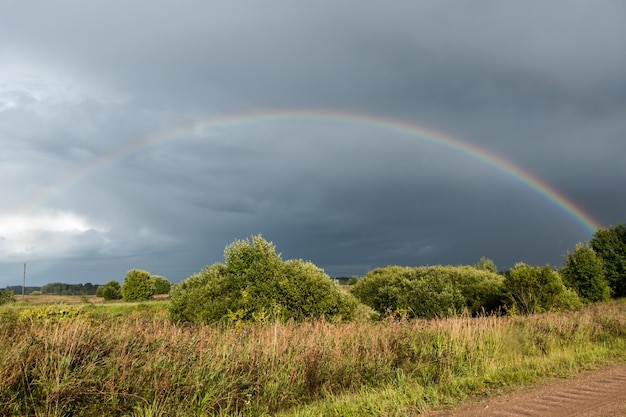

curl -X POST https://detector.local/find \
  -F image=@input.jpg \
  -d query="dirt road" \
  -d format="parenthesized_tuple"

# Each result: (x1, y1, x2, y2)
(424, 364, 626, 417)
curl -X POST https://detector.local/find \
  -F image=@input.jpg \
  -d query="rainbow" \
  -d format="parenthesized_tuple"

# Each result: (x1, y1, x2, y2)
(15, 109, 602, 233)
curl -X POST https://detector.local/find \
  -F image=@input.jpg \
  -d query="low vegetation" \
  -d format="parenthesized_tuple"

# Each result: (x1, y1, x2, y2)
(0, 300, 625, 416)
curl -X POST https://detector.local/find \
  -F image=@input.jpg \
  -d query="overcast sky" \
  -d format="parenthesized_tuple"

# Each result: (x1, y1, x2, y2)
(2, 1, 625, 287)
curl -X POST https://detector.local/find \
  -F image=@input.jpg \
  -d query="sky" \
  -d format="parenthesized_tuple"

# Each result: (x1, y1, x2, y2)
(1, 1, 625, 287)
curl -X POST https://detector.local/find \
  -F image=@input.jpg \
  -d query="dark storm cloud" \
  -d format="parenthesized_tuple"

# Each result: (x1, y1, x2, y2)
(1, 1, 625, 286)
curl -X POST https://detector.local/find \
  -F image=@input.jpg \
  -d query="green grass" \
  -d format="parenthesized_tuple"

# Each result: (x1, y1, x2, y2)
(1, 300, 625, 416)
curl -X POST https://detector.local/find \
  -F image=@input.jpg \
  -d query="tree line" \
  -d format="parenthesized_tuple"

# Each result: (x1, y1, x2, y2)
(2, 224, 625, 318)
(40, 282, 100, 295)
(166, 224, 626, 323)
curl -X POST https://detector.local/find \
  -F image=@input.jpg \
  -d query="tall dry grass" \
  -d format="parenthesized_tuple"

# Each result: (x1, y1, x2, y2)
(1, 301, 625, 416)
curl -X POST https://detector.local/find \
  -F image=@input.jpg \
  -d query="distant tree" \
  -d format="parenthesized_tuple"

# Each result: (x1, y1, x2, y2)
(150, 275, 171, 295)
(561, 243, 610, 302)
(40, 282, 62, 295)
(8, 286, 40, 295)
(504, 263, 581, 314)
(40, 282, 98, 295)
(83, 282, 95, 295)
(0, 287, 14, 305)
(96, 280, 122, 300)
(475, 257, 498, 273)
(121, 270, 155, 301)
(347, 276, 359, 286)
(590, 223, 626, 297)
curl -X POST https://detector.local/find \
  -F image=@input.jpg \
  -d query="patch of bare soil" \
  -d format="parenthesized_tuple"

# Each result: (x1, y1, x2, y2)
(424, 364, 626, 417)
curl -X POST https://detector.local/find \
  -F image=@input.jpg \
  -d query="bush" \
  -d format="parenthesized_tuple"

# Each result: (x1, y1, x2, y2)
(169, 234, 360, 324)
(348, 266, 413, 314)
(96, 280, 122, 300)
(561, 243, 610, 302)
(504, 263, 581, 314)
(121, 270, 154, 301)
(350, 265, 506, 318)
(150, 275, 171, 295)
(0, 287, 14, 305)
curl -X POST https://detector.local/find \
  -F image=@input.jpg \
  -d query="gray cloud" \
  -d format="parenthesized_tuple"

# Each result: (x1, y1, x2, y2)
(1, 1, 624, 286)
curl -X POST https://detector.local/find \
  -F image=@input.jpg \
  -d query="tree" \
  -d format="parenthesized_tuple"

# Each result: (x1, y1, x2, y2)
(96, 280, 122, 300)
(121, 269, 155, 301)
(169, 234, 359, 324)
(561, 243, 610, 302)
(150, 275, 171, 295)
(590, 223, 626, 297)
(504, 263, 581, 314)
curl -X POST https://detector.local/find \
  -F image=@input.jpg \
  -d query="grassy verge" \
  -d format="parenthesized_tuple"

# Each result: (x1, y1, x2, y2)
(1, 301, 625, 416)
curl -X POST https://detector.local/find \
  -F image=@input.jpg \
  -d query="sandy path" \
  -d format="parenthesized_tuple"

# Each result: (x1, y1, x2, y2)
(423, 364, 626, 417)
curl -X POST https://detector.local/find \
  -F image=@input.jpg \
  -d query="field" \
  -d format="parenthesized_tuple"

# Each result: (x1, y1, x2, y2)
(11, 294, 170, 305)
(1, 298, 625, 416)
(10, 295, 105, 305)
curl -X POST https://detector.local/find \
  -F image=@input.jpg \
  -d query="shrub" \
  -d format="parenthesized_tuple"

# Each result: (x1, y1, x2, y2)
(277, 259, 360, 321)
(121, 270, 154, 301)
(504, 263, 581, 314)
(95, 285, 104, 298)
(561, 243, 610, 302)
(350, 265, 505, 318)
(0, 287, 14, 305)
(150, 275, 171, 295)
(169, 234, 360, 324)
(96, 280, 122, 300)
(348, 266, 413, 314)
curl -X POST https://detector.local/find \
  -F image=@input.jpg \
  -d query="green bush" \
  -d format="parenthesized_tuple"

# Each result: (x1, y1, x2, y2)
(504, 263, 581, 314)
(561, 243, 610, 302)
(169, 234, 360, 324)
(347, 266, 412, 314)
(0, 287, 14, 305)
(150, 275, 171, 295)
(96, 280, 122, 300)
(121, 270, 155, 301)
(350, 265, 506, 318)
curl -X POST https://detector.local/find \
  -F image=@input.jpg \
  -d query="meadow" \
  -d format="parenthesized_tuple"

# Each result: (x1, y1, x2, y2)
(1, 298, 625, 416)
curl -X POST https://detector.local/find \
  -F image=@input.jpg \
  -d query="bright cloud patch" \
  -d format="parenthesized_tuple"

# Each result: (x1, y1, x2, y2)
(0, 211, 109, 259)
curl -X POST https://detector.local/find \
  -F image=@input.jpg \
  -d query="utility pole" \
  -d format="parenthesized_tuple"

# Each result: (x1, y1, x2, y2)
(22, 262, 26, 298)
